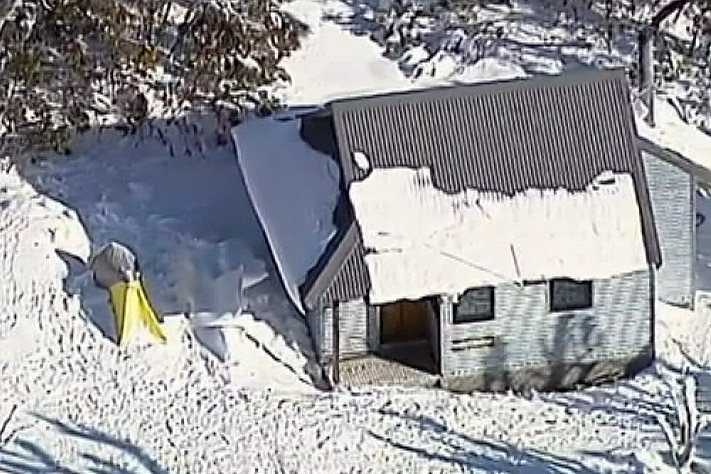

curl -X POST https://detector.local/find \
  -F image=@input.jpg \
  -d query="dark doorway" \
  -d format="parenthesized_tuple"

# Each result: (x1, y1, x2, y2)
(377, 298, 439, 374)
(380, 299, 430, 344)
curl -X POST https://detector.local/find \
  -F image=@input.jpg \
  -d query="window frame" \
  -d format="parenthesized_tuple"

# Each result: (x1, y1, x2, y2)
(548, 278, 593, 312)
(453, 286, 495, 324)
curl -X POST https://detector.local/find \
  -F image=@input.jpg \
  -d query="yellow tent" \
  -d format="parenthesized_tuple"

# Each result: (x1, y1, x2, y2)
(109, 277, 167, 347)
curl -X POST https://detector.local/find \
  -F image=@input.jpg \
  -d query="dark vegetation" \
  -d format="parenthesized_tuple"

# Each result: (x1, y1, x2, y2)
(0, 0, 308, 157)
(369, 0, 711, 124)
(1, 0, 710, 158)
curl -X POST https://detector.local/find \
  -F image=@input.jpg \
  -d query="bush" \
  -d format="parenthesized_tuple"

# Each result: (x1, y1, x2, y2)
(0, 0, 308, 156)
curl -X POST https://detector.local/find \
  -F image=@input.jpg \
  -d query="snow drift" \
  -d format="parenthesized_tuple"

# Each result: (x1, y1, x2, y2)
(232, 116, 341, 313)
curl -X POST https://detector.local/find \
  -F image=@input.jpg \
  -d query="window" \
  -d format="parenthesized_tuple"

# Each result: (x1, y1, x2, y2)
(549, 279, 593, 312)
(454, 287, 495, 323)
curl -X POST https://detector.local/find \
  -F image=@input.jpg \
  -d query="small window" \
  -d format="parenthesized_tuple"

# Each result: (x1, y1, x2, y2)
(549, 279, 593, 312)
(454, 287, 495, 323)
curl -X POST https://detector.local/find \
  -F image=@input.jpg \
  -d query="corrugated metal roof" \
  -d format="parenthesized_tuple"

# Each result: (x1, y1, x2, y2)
(320, 233, 371, 306)
(302, 221, 371, 309)
(302, 69, 661, 308)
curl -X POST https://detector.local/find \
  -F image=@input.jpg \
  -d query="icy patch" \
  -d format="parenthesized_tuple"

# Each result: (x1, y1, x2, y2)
(349, 167, 648, 304)
(232, 116, 341, 313)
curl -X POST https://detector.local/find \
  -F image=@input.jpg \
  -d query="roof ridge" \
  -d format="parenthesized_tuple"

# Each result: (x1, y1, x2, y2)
(328, 68, 628, 110)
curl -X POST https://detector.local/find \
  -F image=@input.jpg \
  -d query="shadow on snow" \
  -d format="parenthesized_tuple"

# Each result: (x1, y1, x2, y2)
(0, 415, 168, 474)
(368, 409, 647, 473)
(17, 115, 324, 388)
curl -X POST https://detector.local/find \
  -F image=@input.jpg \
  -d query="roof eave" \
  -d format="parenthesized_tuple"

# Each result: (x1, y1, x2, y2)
(300, 221, 361, 311)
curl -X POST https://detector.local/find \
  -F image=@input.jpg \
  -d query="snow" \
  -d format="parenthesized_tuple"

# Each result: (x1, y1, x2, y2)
(399, 45, 430, 70)
(2, 0, 711, 472)
(10, 126, 319, 392)
(352, 151, 371, 171)
(452, 56, 528, 84)
(349, 167, 648, 304)
(414, 52, 529, 85)
(656, 298, 711, 371)
(277, 0, 415, 105)
(636, 98, 711, 174)
(231, 115, 341, 313)
(276, 0, 530, 104)
(0, 165, 91, 358)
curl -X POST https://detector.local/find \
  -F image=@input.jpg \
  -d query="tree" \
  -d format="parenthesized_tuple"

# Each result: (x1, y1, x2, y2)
(569, 1, 710, 125)
(0, 0, 308, 157)
(371, 2, 711, 83)
(658, 371, 711, 473)
(634, 1, 701, 125)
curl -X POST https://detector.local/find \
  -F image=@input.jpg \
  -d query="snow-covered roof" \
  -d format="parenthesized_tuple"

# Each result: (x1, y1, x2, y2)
(636, 99, 711, 182)
(231, 116, 341, 314)
(350, 167, 648, 304)
(301, 69, 660, 308)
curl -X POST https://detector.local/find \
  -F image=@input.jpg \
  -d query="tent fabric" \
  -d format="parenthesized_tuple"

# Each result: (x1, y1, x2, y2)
(90, 240, 166, 347)
(90, 241, 139, 290)
(109, 279, 167, 347)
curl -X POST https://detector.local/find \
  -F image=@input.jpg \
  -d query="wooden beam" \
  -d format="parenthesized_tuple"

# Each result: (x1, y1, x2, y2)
(332, 300, 340, 385)
(638, 27, 655, 126)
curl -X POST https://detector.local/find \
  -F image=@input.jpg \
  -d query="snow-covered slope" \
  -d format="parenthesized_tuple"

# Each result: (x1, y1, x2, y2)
(277, 0, 415, 104)
(0, 163, 90, 362)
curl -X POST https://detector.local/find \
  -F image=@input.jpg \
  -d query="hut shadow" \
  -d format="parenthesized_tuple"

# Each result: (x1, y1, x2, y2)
(22, 116, 323, 387)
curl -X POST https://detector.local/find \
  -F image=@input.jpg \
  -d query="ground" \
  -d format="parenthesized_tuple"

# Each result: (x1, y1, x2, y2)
(1, 0, 711, 473)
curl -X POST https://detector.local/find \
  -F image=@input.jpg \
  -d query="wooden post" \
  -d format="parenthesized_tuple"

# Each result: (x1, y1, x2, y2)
(638, 27, 655, 126)
(332, 301, 340, 385)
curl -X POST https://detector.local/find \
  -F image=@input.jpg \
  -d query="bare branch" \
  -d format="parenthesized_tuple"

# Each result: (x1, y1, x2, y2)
(651, 0, 692, 30)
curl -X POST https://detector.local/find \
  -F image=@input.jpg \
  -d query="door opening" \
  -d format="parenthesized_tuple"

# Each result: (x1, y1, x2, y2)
(380, 299, 430, 345)
(377, 298, 439, 374)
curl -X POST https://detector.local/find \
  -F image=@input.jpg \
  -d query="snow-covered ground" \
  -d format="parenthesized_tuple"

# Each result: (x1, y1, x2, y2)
(1, 141, 685, 471)
(1, 0, 711, 472)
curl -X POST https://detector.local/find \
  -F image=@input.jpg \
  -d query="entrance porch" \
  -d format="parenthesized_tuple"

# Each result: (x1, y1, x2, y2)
(337, 297, 441, 387)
